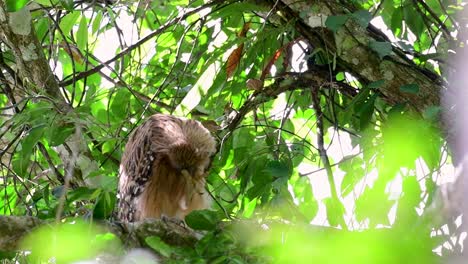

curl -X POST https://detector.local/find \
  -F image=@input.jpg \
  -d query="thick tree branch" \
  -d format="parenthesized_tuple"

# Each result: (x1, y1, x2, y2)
(273, 0, 443, 113)
(0, 215, 197, 253)
(226, 71, 351, 131)
(0, 2, 66, 104)
(0, 215, 439, 262)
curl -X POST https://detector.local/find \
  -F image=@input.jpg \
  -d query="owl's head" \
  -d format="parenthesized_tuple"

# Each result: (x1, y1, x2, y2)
(165, 142, 211, 180)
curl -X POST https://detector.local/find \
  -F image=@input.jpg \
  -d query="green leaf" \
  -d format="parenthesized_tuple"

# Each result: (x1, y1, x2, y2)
(157, 32, 177, 48)
(145, 236, 173, 257)
(22, 125, 46, 155)
(242, 197, 257, 218)
(0, 186, 17, 214)
(34, 0, 59, 6)
(395, 176, 421, 225)
(60, 0, 73, 10)
(59, 12, 80, 35)
(93, 191, 116, 219)
(339, 156, 365, 196)
(210, 2, 267, 19)
(264, 160, 290, 179)
(358, 93, 377, 130)
(42, 184, 50, 207)
(336, 72, 345, 81)
(110, 89, 130, 119)
(388, 103, 407, 117)
(351, 10, 372, 28)
(324, 198, 345, 227)
(6, 0, 28, 12)
(13, 125, 46, 176)
(185, 209, 218, 230)
(174, 61, 221, 116)
(325, 15, 349, 32)
(369, 41, 392, 59)
(403, 5, 425, 38)
(232, 127, 253, 149)
(67, 187, 100, 203)
(77, 16, 88, 51)
(400, 83, 419, 94)
(92, 11, 103, 35)
(246, 182, 271, 200)
(47, 122, 74, 146)
(295, 177, 318, 221)
(390, 8, 403, 36)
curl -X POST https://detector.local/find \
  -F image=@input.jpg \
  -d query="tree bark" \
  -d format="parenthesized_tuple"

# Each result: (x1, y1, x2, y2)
(270, 0, 442, 113)
(0, 215, 198, 253)
(0, 1, 65, 101)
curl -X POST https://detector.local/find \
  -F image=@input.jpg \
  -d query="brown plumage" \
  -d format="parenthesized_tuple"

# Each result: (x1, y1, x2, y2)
(117, 114, 216, 222)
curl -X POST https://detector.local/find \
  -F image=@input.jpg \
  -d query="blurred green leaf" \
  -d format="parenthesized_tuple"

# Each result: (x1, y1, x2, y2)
(358, 93, 377, 130)
(60, 0, 74, 10)
(369, 41, 392, 59)
(21, 221, 101, 263)
(93, 191, 115, 219)
(265, 160, 290, 179)
(77, 16, 88, 51)
(185, 209, 218, 230)
(351, 10, 372, 28)
(325, 15, 349, 32)
(324, 198, 345, 227)
(13, 125, 46, 176)
(67, 187, 100, 203)
(92, 10, 103, 35)
(6, 0, 28, 12)
(59, 12, 80, 35)
(146, 236, 173, 257)
(47, 121, 74, 146)
(339, 156, 365, 197)
(110, 89, 130, 119)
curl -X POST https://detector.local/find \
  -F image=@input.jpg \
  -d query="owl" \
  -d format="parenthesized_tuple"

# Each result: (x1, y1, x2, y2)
(117, 114, 217, 222)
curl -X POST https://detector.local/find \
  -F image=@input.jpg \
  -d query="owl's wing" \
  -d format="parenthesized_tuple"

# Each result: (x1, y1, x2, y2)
(117, 120, 157, 222)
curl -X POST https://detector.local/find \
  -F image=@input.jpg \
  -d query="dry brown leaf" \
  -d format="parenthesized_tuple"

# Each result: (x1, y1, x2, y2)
(226, 22, 251, 79)
(260, 48, 282, 81)
(226, 43, 244, 79)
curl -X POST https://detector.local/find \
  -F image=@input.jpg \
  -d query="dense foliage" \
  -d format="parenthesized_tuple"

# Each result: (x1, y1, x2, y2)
(0, 0, 464, 262)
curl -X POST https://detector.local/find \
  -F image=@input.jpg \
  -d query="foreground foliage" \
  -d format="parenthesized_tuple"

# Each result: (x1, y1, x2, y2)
(0, 0, 463, 262)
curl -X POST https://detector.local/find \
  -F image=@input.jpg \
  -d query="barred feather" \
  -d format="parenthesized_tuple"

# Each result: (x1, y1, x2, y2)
(117, 114, 216, 222)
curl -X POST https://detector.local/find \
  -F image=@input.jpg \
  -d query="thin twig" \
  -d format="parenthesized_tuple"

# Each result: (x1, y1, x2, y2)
(59, 0, 227, 87)
(311, 86, 348, 230)
(37, 142, 65, 184)
(55, 125, 81, 222)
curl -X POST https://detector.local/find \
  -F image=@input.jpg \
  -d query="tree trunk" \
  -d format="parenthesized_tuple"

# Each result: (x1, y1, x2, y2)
(269, 0, 442, 112)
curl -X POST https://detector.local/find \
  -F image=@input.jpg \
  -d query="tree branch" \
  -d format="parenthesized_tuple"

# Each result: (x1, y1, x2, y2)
(225, 71, 349, 132)
(273, 0, 443, 113)
(0, 215, 197, 253)
(0, 2, 66, 104)
(58, 0, 228, 87)
(311, 86, 348, 230)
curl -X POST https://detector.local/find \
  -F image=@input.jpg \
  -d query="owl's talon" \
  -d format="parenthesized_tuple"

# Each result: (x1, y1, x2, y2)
(160, 215, 186, 228)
